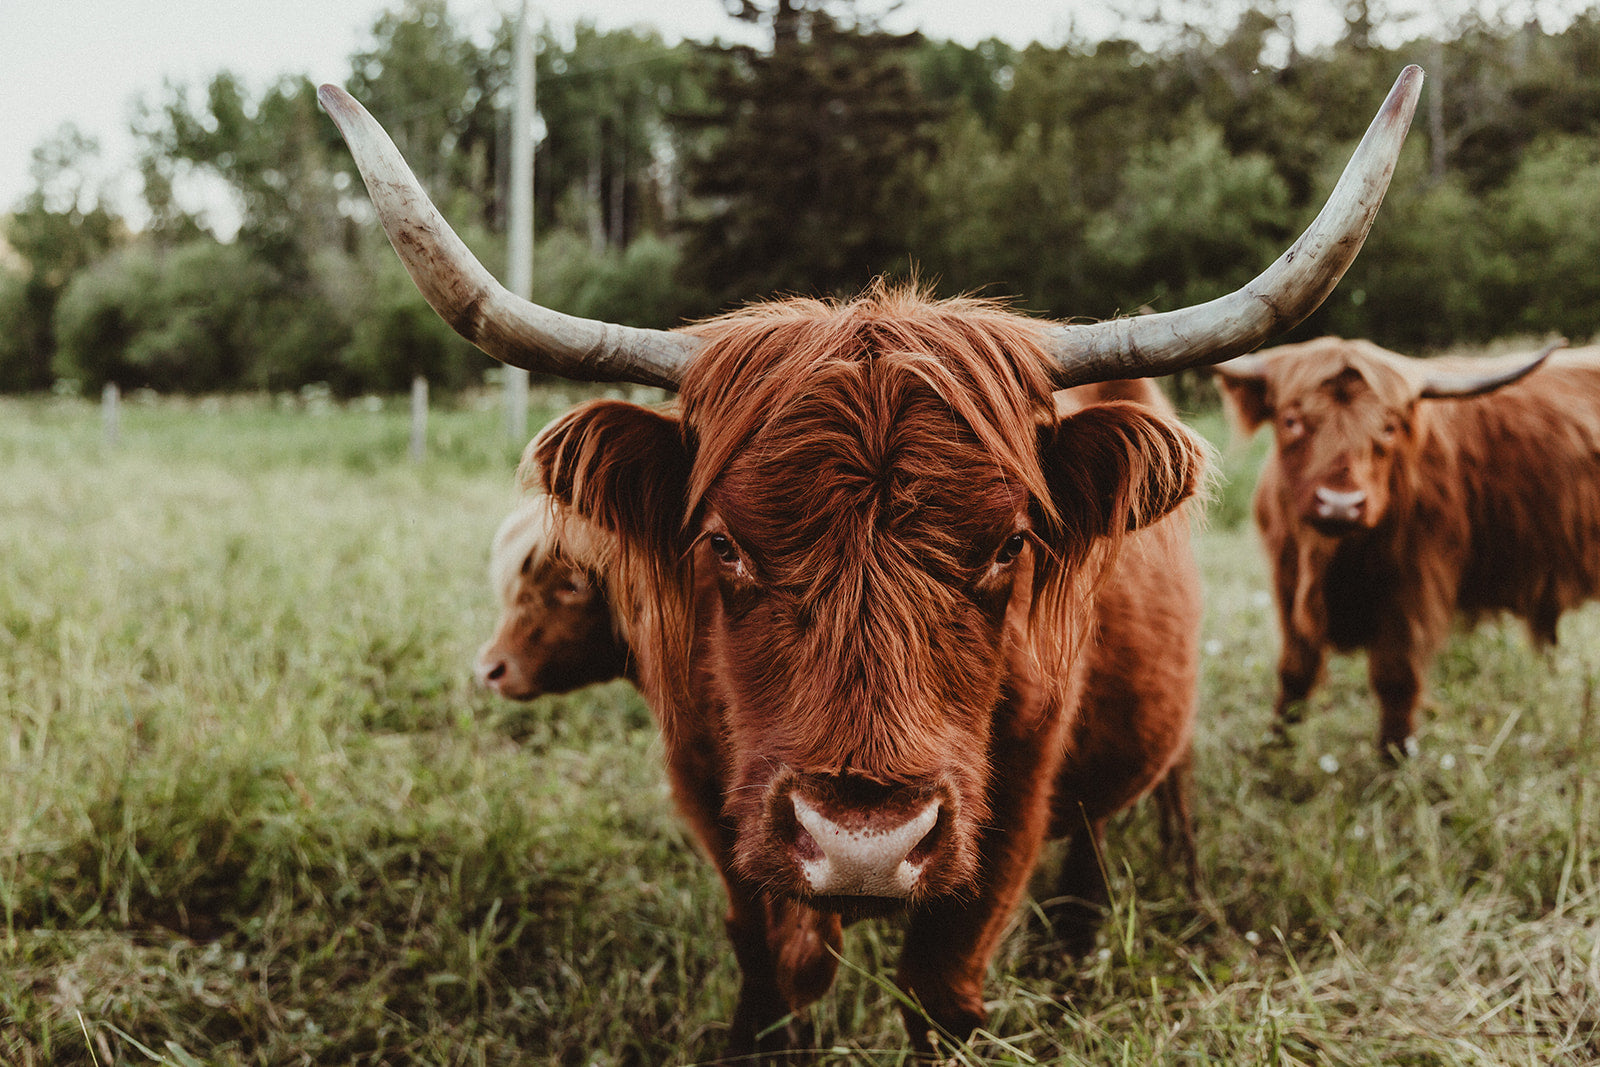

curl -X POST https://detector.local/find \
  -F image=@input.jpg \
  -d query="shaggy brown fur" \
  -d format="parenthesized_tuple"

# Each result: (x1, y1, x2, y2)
(533, 286, 1205, 1055)
(1217, 337, 1600, 750)
(473, 496, 634, 700)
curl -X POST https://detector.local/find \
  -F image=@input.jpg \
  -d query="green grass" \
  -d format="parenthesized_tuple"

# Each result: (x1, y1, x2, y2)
(1, 392, 1596, 1065)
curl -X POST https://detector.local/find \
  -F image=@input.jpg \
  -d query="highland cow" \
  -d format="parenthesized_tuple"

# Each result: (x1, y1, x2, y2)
(1216, 335, 1587, 752)
(322, 66, 1421, 1054)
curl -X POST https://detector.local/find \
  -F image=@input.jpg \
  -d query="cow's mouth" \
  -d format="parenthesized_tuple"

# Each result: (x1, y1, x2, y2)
(1304, 514, 1369, 537)
(801, 893, 915, 921)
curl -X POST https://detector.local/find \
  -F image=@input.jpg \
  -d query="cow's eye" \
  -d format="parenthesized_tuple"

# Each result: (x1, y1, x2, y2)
(708, 532, 740, 565)
(995, 532, 1027, 566)
(1280, 414, 1305, 439)
(520, 554, 534, 576)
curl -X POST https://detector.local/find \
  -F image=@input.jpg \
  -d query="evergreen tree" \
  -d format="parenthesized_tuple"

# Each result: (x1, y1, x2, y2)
(676, 0, 943, 306)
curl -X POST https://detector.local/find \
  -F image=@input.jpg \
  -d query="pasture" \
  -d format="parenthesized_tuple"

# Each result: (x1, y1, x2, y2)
(1, 388, 1596, 1065)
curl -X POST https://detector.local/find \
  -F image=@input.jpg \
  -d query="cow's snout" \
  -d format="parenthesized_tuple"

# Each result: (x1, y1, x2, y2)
(778, 781, 946, 899)
(475, 642, 529, 698)
(1311, 485, 1367, 525)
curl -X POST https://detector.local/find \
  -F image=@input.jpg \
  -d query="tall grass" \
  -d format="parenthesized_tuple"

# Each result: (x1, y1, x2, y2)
(1, 392, 1595, 1065)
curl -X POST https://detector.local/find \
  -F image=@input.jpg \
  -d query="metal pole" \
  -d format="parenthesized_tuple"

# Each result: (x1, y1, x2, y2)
(504, 0, 535, 445)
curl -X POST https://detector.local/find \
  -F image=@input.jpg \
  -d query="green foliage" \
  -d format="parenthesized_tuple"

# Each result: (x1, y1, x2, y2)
(53, 241, 277, 392)
(527, 23, 700, 247)
(1089, 120, 1292, 312)
(0, 125, 126, 391)
(136, 73, 344, 266)
(335, 240, 485, 394)
(534, 230, 703, 329)
(913, 114, 1092, 306)
(344, 0, 497, 228)
(677, 5, 943, 304)
(1487, 134, 1600, 344)
(0, 269, 50, 392)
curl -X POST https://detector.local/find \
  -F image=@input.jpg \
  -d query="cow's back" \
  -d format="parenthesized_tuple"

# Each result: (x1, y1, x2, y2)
(1444, 348, 1600, 639)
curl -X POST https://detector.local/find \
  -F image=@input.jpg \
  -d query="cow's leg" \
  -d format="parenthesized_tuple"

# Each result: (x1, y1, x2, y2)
(896, 901, 994, 1051)
(896, 730, 1061, 1052)
(1153, 747, 1199, 895)
(663, 737, 840, 1057)
(1368, 644, 1425, 756)
(1045, 813, 1111, 958)
(723, 888, 842, 1058)
(1274, 629, 1326, 728)
(724, 888, 795, 1056)
(769, 897, 844, 1016)
(1274, 535, 1332, 730)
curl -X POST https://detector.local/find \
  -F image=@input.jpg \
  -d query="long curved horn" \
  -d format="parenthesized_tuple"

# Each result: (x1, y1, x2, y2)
(1042, 65, 1425, 388)
(1211, 351, 1271, 381)
(318, 85, 699, 391)
(1418, 339, 1564, 399)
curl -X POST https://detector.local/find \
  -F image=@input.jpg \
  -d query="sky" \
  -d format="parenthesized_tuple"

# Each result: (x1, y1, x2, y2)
(0, 0, 1583, 228)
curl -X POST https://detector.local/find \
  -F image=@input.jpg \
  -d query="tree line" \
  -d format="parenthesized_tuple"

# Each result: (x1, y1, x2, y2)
(2, 0, 1598, 397)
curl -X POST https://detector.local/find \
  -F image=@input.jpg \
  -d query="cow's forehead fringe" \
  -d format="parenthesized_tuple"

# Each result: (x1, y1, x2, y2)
(1271, 338, 1414, 410)
(679, 285, 1059, 517)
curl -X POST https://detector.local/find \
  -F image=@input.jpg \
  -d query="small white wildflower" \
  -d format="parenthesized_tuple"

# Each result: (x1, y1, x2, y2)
(1252, 590, 1272, 608)
(1096, 947, 1112, 962)
(1404, 736, 1420, 758)
(1244, 930, 1261, 945)
(1349, 824, 1367, 840)
(1439, 752, 1457, 771)
(1204, 638, 1224, 657)
(1318, 753, 1340, 774)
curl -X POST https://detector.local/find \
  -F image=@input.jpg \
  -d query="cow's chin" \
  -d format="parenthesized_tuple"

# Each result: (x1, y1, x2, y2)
(801, 893, 918, 922)
(1302, 514, 1373, 538)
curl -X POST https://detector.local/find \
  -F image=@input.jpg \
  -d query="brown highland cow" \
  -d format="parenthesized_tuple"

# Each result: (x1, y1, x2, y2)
(1215, 335, 1593, 752)
(322, 67, 1422, 1055)
(473, 496, 635, 700)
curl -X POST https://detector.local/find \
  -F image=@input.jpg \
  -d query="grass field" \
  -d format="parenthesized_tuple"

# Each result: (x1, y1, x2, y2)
(1, 389, 1596, 1065)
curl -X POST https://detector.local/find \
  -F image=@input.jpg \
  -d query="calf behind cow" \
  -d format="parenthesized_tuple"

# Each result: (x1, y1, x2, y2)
(324, 67, 1422, 1054)
(1215, 336, 1593, 751)
(473, 496, 634, 699)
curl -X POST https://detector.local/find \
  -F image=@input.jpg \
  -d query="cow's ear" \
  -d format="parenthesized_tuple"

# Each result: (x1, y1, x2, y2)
(1038, 402, 1208, 545)
(1213, 368, 1273, 435)
(529, 400, 689, 562)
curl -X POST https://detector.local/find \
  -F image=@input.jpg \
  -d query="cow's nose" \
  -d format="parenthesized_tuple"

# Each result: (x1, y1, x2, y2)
(475, 650, 509, 690)
(789, 792, 941, 898)
(1313, 486, 1366, 523)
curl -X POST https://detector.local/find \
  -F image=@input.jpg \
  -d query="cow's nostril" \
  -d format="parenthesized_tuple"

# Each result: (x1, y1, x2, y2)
(906, 812, 942, 866)
(792, 821, 822, 863)
(484, 660, 507, 682)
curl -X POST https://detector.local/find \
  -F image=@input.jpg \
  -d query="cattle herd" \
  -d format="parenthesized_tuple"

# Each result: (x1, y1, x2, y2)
(319, 64, 1600, 1056)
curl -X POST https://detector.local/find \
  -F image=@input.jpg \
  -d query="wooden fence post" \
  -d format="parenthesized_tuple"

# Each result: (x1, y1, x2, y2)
(410, 375, 428, 462)
(101, 382, 120, 448)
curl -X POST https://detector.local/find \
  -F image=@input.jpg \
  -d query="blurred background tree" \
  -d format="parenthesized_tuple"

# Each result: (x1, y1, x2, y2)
(675, 0, 942, 305)
(0, 127, 126, 391)
(2, 0, 1597, 396)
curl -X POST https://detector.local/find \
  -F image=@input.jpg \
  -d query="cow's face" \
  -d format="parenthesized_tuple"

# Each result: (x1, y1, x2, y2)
(692, 368, 1037, 912)
(1219, 340, 1419, 536)
(534, 312, 1203, 914)
(475, 506, 629, 699)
